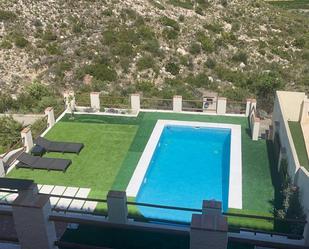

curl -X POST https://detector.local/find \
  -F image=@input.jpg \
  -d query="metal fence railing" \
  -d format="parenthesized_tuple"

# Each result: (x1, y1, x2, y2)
(226, 101, 246, 114)
(100, 96, 130, 110)
(182, 99, 204, 112)
(141, 98, 173, 110)
(0, 188, 307, 239)
(31, 115, 48, 139)
(75, 92, 91, 107)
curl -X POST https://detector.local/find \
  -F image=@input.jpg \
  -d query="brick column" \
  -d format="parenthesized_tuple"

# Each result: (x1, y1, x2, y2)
(216, 97, 227, 115)
(107, 190, 128, 224)
(45, 107, 55, 128)
(21, 127, 33, 152)
(0, 157, 5, 177)
(190, 200, 228, 249)
(12, 183, 58, 249)
(90, 92, 100, 110)
(130, 94, 140, 112)
(173, 95, 182, 112)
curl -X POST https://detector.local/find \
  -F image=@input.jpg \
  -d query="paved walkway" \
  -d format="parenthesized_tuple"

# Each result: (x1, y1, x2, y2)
(0, 185, 97, 212)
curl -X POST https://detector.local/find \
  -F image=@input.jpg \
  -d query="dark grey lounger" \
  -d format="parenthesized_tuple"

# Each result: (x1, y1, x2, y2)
(34, 137, 84, 154)
(16, 153, 71, 171)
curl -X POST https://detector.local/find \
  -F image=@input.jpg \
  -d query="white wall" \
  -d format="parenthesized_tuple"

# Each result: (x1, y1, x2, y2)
(296, 168, 309, 214)
(273, 91, 309, 217)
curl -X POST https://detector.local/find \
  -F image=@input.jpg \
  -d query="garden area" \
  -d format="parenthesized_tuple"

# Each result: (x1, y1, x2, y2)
(7, 112, 279, 230)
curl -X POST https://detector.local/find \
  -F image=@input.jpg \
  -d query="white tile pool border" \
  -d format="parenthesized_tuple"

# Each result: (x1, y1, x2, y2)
(126, 120, 242, 209)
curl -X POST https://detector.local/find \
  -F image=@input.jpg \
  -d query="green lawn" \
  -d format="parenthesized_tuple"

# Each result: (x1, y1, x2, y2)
(289, 121, 309, 171)
(8, 122, 138, 198)
(8, 112, 276, 229)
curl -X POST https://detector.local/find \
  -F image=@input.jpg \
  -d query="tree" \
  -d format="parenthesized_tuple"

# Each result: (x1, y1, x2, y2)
(0, 116, 22, 154)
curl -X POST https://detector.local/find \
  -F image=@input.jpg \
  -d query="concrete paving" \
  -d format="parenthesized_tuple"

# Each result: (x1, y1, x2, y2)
(0, 185, 97, 213)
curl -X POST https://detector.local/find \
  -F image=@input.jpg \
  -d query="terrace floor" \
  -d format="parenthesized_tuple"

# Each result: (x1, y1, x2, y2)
(7, 112, 276, 228)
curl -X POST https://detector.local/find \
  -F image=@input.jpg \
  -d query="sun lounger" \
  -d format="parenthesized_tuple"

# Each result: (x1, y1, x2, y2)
(34, 137, 84, 154)
(16, 153, 71, 172)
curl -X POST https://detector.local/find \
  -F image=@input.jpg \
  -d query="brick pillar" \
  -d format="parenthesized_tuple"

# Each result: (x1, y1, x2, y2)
(252, 117, 260, 141)
(190, 200, 228, 249)
(173, 95, 182, 112)
(90, 92, 100, 110)
(0, 157, 5, 177)
(217, 97, 227, 115)
(12, 183, 58, 249)
(245, 99, 251, 117)
(130, 94, 140, 112)
(21, 127, 33, 152)
(45, 107, 55, 128)
(107, 191, 128, 224)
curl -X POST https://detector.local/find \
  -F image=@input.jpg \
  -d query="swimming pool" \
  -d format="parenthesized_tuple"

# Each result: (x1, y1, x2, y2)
(126, 120, 242, 222)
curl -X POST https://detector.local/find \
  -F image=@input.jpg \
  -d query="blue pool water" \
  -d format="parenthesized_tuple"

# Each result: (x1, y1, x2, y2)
(136, 125, 231, 222)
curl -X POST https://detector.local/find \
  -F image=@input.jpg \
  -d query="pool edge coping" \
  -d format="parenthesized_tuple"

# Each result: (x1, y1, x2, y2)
(126, 119, 242, 210)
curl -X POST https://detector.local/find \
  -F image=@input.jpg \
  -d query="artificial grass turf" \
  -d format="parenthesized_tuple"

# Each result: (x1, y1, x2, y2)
(288, 121, 309, 171)
(7, 122, 138, 198)
(7, 112, 276, 229)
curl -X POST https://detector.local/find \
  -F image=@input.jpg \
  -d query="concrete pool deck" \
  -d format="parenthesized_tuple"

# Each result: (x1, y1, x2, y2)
(126, 120, 242, 209)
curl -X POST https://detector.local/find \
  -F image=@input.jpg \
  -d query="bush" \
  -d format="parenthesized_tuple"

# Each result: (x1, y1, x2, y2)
(302, 50, 309, 61)
(160, 16, 180, 31)
(46, 43, 62, 55)
(80, 63, 117, 82)
(0, 40, 13, 49)
(205, 58, 216, 69)
(111, 42, 134, 57)
(189, 42, 201, 54)
(293, 37, 306, 49)
(165, 62, 180, 75)
(232, 51, 248, 64)
(0, 10, 16, 21)
(14, 35, 29, 48)
(251, 72, 283, 112)
(275, 160, 306, 235)
(142, 39, 161, 56)
(137, 55, 156, 71)
(186, 73, 213, 88)
(72, 22, 83, 33)
(0, 116, 22, 154)
(204, 22, 223, 33)
(196, 32, 214, 52)
(26, 81, 50, 100)
(195, 7, 204, 16)
(168, 0, 194, 9)
(42, 30, 57, 41)
(135, 80, 158, 96)
(0, 93, 14, 112)
(163, 28, 179, 40)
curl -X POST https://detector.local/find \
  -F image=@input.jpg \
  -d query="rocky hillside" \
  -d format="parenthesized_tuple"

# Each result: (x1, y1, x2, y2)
(0, 0, 308, 108)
